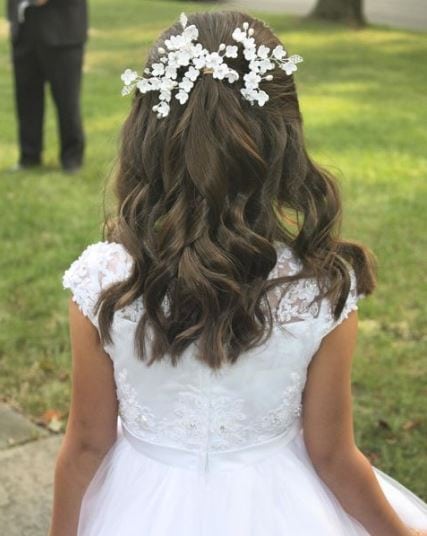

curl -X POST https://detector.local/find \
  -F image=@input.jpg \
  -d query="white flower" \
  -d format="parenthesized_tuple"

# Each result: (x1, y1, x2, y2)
(257, 58, 274, 74)
(159, 89, 172, 102)
(205, 52, 223, 69)
(165, 65, 177, 79)
(288, 54, 303, 64)
(256, 90, 269, 106)
(191, 43, 204, 57)
(167, 51, 180, 68)
(244, 71, 261, 90)
(160, 77, 176, 91)
(193, 55, 206, 69)
(153, 101, 170, 118)
(272, 45, 286, 60)
(240, 88, 268, 106)
(243, 46, 257, 61)
(225, 45, 238, 58)
(176, 90, 189, 104)
(180, 12, 188, 29)
(242, 37, 255, 48)
(177, 50, 192, 66)
(186, 66, 200, 82)
(150, 78, 162, 90)
(250, 59, 274, 74)
(243, 22, 249, 30)
(281, 61, 297, 75)
(179, 77, 193, 92)
(165, 34, 185, 51)
(151, 63, 165, 77)
(249, 60, 260, 73)
(257, 45, 270, 59)
(213, 64, 229, 80)
(232, 28, 246, 42)
(240, 87, 256, 104)
(182, 25, 199, 43)
(227, 69, 239, 83)
(121, 69, 138, 85)
(136, 78, 151, 93)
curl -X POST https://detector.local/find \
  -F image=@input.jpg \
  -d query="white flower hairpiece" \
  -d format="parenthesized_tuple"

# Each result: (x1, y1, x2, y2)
(121, 13, 303, 118)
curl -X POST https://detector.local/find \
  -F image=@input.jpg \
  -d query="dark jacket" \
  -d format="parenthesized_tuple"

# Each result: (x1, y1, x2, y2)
(7, 0, 88, 46)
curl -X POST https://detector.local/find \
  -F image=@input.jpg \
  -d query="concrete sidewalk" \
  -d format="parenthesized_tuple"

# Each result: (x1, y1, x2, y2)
(227, 0, 427, 31)
(0, 435, 62, 535)
(0, 404, 62, 535)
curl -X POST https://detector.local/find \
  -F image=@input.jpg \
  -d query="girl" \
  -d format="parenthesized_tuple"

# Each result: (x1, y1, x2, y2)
(49, 11, 427, 536)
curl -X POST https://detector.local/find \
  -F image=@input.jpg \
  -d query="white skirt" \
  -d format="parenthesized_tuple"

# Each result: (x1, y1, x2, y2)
(77, 418, 427, 535)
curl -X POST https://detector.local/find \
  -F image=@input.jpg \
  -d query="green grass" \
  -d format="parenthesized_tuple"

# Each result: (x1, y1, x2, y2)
(0, 0, 426, 499)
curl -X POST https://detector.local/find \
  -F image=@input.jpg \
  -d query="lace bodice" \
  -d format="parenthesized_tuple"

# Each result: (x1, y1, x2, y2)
(63, 241, 361, 453)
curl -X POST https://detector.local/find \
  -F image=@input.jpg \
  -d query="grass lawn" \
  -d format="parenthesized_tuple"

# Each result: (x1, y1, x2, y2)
(0, 0, 426, 499)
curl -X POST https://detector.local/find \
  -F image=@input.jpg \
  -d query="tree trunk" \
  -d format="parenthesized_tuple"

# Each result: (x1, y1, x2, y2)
(310, 0, 366, 26)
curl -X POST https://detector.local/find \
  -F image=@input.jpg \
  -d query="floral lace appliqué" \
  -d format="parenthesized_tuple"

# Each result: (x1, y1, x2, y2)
(115, 367, 305, 451)
(64, 241, 361, 341)
(259, 371, 305, 435)
(63, 241, 133, 325)
(114, 243, 322, 330)
(265, 245, 321, 329)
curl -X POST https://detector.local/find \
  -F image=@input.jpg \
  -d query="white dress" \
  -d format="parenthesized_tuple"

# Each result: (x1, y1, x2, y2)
(62, 240, 427, 536)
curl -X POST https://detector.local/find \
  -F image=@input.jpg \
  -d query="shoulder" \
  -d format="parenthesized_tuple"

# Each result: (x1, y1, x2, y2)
(317, 262, 363, 339)
(63, 241, 132, 289)
(66, 240, 129, 263)
(62, 241, 133, 326)
(270, 242, 303, 279)
(269, 244, 363, 335)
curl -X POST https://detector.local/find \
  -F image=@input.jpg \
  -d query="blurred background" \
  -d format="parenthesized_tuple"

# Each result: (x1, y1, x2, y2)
(0, 0, 426, 533)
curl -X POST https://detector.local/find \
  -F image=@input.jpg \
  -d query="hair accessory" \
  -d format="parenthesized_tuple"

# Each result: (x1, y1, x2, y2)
(120, 13, 303, 118)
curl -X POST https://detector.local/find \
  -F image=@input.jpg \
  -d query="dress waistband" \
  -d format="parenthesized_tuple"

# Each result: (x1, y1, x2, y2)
(120, 418, 301, 474)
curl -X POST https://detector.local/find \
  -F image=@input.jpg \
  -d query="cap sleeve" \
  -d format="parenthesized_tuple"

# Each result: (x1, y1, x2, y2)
(62, 241, 132, 328)
(318, 265, 364, 339)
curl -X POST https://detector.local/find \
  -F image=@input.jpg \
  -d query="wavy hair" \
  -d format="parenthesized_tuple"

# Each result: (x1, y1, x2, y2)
(96, 11, 376, 369)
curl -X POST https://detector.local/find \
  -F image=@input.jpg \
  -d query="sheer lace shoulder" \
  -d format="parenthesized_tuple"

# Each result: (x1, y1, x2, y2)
(62, 241, 133, 327)
(267, 243, 363, 334)
(318, 265, 363, 338)
(62, 240, 362, 338)
(267, 244, 320, 326)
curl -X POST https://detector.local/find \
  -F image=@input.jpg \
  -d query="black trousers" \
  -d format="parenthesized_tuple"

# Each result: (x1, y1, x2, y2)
(11, 25, 85, 168)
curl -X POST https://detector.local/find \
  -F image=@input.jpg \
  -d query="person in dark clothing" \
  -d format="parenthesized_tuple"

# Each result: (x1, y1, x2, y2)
(7, 0, 88, 173)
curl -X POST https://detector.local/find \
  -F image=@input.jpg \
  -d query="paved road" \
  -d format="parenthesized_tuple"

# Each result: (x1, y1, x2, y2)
(227, 0, 427, 31)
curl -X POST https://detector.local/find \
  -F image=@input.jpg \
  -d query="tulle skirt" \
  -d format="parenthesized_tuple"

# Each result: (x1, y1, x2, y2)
(77, 418, 427, 535)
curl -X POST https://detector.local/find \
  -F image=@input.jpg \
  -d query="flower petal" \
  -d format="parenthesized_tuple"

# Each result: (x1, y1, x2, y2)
(180, 13, 188, 29)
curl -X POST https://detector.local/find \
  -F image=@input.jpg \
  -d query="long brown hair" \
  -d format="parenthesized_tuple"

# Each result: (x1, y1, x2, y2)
(96, 11, 376, 369)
